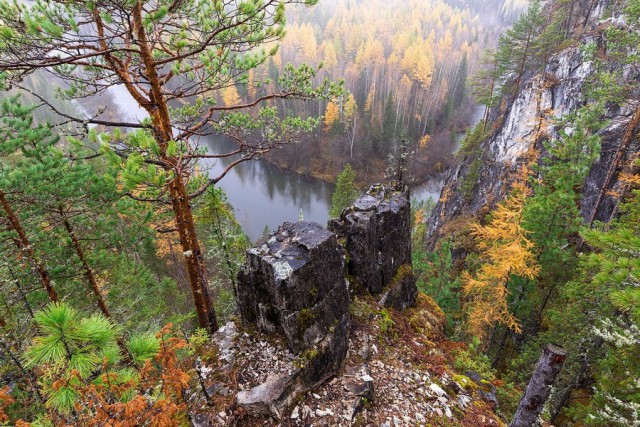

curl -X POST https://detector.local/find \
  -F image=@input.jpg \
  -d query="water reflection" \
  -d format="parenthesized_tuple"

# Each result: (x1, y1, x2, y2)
(200, 137, 334, 242)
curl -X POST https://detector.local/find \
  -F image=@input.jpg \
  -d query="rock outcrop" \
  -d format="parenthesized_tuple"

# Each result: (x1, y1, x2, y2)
(427, 0, 639, 244)
(236, 221, 350, 417)
(329, 184, 417, 309)
(228, 187, 421, 420)
(238, 221, 348, 354)
(194, 224, 500, 426)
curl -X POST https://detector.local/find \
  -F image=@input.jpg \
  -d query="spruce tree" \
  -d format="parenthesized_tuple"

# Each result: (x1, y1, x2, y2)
(381, 92, 398, 150)
(329, 164, 359, 218)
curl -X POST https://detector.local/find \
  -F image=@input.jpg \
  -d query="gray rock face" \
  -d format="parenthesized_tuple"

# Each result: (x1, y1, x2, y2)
(238, 221, 348, 354)
(379, 266, 418, 311)
(427, 2, 638, 244)
(237, 221, 350, 418)
(329, 185, 413, 297)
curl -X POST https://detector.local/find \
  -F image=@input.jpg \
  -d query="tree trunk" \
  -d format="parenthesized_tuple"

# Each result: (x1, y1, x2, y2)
(61, 215, 111, 318)
(511, 344, 567, 427)
(129, 1, 218, 332)
(587, 104, 640, 226)
(0, 189, 58, 302)
(169, 176, 218, 333)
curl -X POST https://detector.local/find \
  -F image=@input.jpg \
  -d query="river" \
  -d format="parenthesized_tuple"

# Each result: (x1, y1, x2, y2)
(103, 85, 484, 242)
(200, 138, 335, 242)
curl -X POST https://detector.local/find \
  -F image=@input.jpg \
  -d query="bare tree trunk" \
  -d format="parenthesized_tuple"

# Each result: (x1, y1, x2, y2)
(511, 344, 567, 427)
(61, 215, 111, 318)
(0, 189, 58, 302)
(169, 175, 218, 332)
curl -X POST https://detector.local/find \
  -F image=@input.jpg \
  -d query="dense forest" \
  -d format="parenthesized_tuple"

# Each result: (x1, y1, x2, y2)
(253, 0, 528, 184)
(0, 0, 638, 425)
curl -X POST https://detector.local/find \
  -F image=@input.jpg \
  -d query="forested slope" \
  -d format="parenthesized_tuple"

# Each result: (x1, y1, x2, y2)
(416, 0, 640, 424)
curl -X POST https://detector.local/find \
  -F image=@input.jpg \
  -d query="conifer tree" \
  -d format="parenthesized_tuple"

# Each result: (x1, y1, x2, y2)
(0, 0, 344, 333)
(382, 92, 398, 150)
(22, 302, 190, 425)
(462, 180, 540, 338)
(329, 164, 358, 218)
(0, 98, 59, 303)
(324, 101, 341, 134)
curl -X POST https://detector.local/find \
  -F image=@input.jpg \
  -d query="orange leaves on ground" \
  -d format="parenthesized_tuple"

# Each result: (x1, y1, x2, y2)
(0, 386, 13, 423)
(74, 324, 190, 427)
(462, 181, 539, 338)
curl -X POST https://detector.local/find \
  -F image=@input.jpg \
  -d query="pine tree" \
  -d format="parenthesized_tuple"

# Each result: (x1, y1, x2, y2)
(0, 0, 344, 333)
(22, 302, 190, 425)
(0, 96, 173, 329)
(329, 164, 359, 218)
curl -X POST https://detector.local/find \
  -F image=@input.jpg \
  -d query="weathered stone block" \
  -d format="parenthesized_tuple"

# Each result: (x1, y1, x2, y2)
(329, 185, 414, 298)
(380, 265, 418, 310)
(237, 221, 349, 353)
(236, 221, 351, 418)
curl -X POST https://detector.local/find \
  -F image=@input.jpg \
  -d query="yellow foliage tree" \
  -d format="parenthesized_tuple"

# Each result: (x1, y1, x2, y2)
(364, 85, 376, 113)
(324, 101, 340, 132)
(401, 41, 435, 88)
(462, 181, 540, 338)
(323, 41, 339, 75)
(221, 85, 241, 107)
(344, 93, 357, 124)
(419, 134, 431, 148)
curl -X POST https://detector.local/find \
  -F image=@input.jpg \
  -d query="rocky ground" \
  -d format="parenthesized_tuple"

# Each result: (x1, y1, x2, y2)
(191, 293, 505, 427)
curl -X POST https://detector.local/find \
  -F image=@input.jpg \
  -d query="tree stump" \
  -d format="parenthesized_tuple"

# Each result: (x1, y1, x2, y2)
(510, 344, 567, 427)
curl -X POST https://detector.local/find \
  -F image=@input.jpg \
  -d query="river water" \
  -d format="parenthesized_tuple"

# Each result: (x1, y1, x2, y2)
(199, 138, 335, 242)
(104, 85, 484, 242)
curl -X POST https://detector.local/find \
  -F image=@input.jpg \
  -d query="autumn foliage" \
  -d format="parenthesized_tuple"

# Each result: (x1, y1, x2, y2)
(462, 181, 539, 338)
(0, 386, 13, 423)
(16, 312, 191, 426)
(71, 325, 190, 427)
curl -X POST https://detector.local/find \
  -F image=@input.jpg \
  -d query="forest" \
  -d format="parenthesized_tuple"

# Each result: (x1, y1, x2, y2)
(0, 0, 638, 426)
(262, 0, 527, 183)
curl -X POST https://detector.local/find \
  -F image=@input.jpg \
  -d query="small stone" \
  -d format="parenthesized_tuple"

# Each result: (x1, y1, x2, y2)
(313, 393, 321, 399)
(361, 374, 374, 382)
(429, 383, 446, 397)
(316, 408, 334, 417)
(290, 405, 300, 419)
(218, 411, 226, 418)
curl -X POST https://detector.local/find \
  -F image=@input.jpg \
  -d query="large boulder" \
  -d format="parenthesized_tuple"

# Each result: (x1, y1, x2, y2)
(238, 221, 348, 353)
(329, 185, 416, 308)
(236, 221, 350, 417)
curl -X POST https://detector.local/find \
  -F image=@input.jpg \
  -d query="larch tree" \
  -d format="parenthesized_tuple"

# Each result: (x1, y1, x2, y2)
(324, 101, 340, 133)
(462, 180, 540, 339)
(0, 0, 343, 333)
